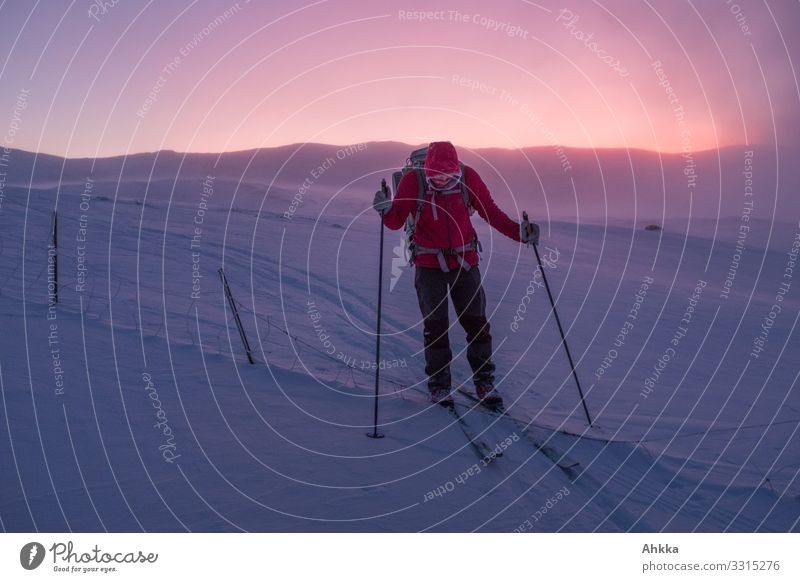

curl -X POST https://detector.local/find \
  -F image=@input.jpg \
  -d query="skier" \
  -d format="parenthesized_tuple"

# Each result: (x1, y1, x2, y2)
(373, 141, 539, 408)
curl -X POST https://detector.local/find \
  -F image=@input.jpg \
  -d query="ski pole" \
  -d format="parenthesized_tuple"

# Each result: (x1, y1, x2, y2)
(524, 211, 593, 427)
(367, 179, 389, 439)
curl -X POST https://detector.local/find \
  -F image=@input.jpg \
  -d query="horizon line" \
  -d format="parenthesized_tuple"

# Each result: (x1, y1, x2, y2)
(9, 140, 766, 161)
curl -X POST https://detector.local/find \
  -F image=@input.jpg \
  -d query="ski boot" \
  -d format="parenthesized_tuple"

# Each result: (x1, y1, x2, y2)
(430, 387, 454, 408)
(476, 384, 503, 410)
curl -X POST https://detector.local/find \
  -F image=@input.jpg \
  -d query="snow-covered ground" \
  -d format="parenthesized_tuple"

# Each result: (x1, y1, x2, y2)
(0, 163, 799, 532)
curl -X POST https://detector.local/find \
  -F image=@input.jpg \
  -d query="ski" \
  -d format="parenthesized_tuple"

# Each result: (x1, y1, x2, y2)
(443, 403, 501, 464)
(456, 389, 579, 474)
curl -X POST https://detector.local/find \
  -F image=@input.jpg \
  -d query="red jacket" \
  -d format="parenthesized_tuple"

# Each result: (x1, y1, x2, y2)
(382, 142, 521, 270)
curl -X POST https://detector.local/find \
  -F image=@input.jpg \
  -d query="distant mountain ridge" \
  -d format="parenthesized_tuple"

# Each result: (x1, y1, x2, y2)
(2, 142, 797, 221)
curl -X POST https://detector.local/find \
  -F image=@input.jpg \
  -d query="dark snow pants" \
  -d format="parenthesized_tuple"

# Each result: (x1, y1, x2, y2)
(414, 266, 496, 392)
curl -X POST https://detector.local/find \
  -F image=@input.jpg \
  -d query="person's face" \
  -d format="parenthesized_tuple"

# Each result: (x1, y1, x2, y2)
(430, 173, 454, 188)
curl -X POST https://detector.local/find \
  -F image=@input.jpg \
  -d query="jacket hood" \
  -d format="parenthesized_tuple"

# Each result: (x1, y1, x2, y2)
(424, 141, 460, 178)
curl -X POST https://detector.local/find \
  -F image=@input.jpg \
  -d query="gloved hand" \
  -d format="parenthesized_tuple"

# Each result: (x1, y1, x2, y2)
(520, 215, 540, 245)
(373, 188, 391, 214)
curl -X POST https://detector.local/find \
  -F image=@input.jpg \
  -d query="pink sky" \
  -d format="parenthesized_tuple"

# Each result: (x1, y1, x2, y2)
(0, 0, 797, 157)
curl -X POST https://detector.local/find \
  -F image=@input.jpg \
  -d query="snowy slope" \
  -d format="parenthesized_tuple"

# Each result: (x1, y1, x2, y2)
(0, 156, 799, 532)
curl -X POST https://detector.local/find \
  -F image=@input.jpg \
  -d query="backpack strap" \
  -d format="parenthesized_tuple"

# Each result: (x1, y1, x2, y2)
(458, 162, 473, 214)
(414, 241, 479, 273)
(458, 163, 480, 252)
(413, 168, 426, 221)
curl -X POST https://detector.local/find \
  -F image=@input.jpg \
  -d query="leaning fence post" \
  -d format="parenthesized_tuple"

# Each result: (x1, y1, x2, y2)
(50, 209, 58, 304)
(218, 268, 254, 364)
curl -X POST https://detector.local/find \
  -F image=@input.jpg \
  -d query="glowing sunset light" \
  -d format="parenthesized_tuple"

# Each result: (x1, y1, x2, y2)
(0, 0, 796, 157)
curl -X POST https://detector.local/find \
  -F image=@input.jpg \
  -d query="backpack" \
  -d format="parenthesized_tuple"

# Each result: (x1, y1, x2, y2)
(391, 146, 480, 272)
